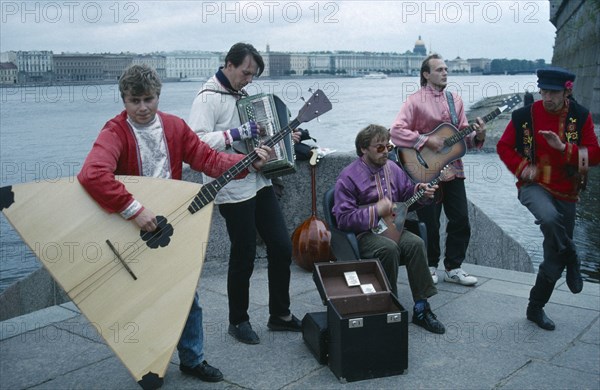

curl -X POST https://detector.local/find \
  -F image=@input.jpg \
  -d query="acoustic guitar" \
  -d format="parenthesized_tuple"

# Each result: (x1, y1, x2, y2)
(372, 167, 452, 242)
(395, 95, 522, 183)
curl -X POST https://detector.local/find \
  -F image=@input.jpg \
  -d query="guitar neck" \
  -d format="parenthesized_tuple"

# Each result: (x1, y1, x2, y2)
(188, 118, 301, 213)
(445, 107, 501, 147)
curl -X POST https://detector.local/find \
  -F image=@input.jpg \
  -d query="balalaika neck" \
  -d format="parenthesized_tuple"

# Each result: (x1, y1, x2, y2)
(188, 118, 301, 214)
(443, 107, 500, 147)
(403, 175, 444, 209)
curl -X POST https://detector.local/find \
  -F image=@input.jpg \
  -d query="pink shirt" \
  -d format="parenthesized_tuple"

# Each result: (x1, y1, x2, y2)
(390, 86, 483, 179)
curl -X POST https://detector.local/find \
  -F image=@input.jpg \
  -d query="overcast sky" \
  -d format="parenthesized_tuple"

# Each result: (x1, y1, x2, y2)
(1, 1, 556, 61)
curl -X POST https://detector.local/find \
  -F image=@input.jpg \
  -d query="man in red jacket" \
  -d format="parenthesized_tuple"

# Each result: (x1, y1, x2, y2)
(78, 64, 270, 384)
(497, 67, 599, 331)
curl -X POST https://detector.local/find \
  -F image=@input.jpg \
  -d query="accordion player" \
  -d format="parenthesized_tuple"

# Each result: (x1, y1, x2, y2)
(235, 93, 296, 179)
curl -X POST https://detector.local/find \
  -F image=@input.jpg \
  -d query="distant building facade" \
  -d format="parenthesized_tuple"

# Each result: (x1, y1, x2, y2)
(265, 36, 427, 77)
(468, 58, 492, 73)
(102, 54, 134, 81)
(266, 51, 292, 76)
(1, 36, 520, 86)
(15, 50, 53, 83)
(330, 51, 424, 76)
(54, 54, 104, 83)
(165, 52, 220, 80)
(0, 62, 18, 84)
(307, 53, 333, 74)
(289, 53, 309, 76)
(447, 57, 471, 73)
(131, 55, 167, 79)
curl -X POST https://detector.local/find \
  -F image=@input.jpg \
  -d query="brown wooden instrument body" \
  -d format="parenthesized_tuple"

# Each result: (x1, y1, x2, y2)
(396, 123, 467, 183)
(292, 215, 333, 271)
(292, 151, 334, 271)
(377, 202, 409, 243)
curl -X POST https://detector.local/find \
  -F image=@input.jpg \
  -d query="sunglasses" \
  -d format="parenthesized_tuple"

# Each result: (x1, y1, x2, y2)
(370, 143, 394, 153)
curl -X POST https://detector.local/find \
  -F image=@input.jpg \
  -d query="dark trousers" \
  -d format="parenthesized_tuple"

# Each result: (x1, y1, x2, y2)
(519, 184, 577, 307)
(358, 230, 437, 301)
(417, 178, 471, 270)
(219, 186, 292, 325)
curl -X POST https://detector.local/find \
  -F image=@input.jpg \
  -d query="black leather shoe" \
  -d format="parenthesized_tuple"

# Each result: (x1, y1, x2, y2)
(228, 321, 260, 344)
(180, 360, 223, 382)
(412, 307, 445, 334)
(566, 262, 583, 294)
(267, 314, 302, 332)
(526, 305, 555, 330)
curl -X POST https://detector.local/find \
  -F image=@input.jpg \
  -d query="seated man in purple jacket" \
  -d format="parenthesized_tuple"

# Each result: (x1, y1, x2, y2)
(333, 124, 445, 334)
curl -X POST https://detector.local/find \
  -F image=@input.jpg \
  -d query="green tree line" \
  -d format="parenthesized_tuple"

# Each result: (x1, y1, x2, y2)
(487, 58, 547, 74)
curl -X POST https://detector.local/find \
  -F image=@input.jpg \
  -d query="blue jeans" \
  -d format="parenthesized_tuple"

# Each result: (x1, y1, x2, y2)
(176, 291, 204, 367)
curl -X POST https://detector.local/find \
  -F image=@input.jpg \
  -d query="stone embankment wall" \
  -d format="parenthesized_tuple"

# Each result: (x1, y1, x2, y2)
(0, 148, 532, 321)
(549, 0, 600, 122)
(186, 151, 533, 276)
(465, 93, 540, 152)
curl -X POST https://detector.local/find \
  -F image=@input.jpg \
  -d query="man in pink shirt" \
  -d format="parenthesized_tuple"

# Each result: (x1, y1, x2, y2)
(390, 54, 486, 286)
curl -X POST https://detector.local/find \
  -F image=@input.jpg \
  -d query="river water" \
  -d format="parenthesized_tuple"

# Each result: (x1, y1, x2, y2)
(0, 75, 598, 292)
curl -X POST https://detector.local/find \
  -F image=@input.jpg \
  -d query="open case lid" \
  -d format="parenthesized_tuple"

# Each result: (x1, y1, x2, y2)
(312, 259, 392, 305)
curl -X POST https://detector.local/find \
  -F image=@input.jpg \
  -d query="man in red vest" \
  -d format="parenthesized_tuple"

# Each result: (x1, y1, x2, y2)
(497, 67, 599, 330)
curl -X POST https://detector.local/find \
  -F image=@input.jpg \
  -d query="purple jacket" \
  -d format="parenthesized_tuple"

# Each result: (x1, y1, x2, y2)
(333, 158, 419, 234)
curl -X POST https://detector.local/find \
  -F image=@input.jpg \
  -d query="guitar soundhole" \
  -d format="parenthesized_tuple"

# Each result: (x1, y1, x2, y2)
(0, 186, 15, 210)
(140, 215, 174, 249)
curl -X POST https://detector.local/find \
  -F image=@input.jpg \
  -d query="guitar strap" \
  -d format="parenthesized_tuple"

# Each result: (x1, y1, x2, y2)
(443, 90, 459, 199)
(197, 88, 247, 98)
(445, 90, 459, 126)
(196, 88, 248, 152)
(198, 70, 248, 98)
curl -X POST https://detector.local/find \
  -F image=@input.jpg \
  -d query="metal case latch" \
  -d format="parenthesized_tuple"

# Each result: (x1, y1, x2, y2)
(387, 313, 402, 324)
(349, 318, 363, 328)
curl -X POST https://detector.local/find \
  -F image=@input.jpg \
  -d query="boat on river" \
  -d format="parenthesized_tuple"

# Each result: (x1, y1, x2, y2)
(179, 77, 206, 82)
(362, 72, 388, 79)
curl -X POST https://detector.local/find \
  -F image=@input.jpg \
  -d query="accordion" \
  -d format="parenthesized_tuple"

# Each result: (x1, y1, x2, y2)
(236, 93, 296, 179)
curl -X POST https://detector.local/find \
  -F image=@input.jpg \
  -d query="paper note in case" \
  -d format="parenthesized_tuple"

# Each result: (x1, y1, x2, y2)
(344, 271, 360, 287)
(360, 283, 376, 294)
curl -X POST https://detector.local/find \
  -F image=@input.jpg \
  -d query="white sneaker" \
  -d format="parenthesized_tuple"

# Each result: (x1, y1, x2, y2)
(444, 268, 477, 286)
(429, 267, 438, 284)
